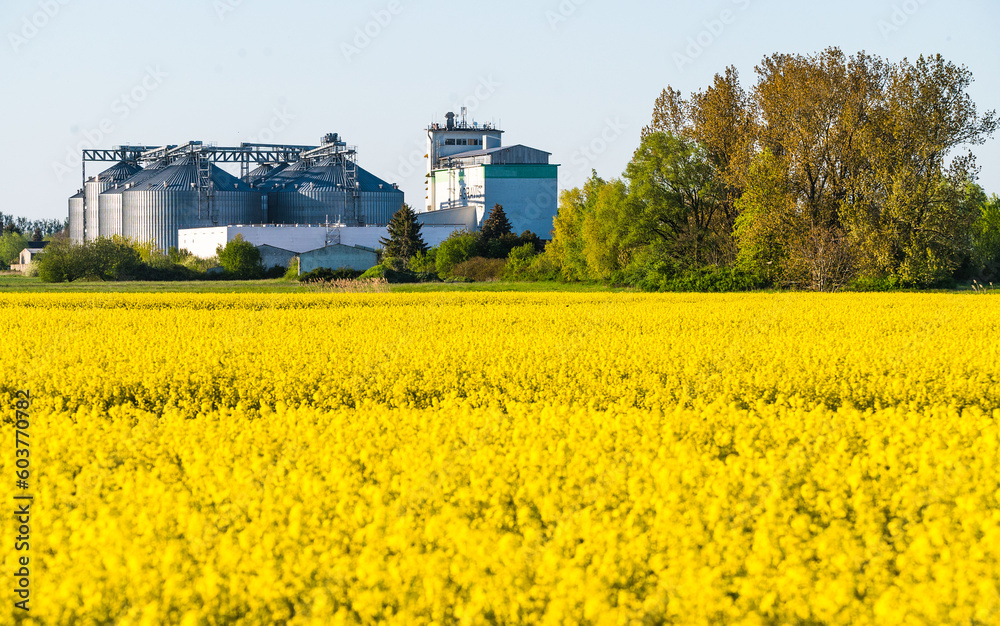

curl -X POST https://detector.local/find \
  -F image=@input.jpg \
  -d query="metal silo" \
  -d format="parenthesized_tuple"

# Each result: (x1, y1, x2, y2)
(245, 162, 289, 184)
(68, 190, 85, 243)
(83, 161, 143, 242)
(270, 156, 355, 225)
(98, 160, 167, 240)
(356, 166, 404, 226)
(122, 157, 263, 251)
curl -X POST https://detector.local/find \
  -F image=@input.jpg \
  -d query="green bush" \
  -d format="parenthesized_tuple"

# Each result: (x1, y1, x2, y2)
(845, 275, 904, 292)
(619, 257, 764, 292)
(37, 237, 145, 282)
(216, 235, 263, 279)
(283, 257, 300, 280)
(435, 231, 479, 277)
(451, 257, 507, 282)
(299, 267, 364, 282)
(408, 249, 437, 273)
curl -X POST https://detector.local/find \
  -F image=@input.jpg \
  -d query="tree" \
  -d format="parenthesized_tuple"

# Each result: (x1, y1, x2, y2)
(480, 204, 513, 241)
(546, 176, 603, 281)
(35, 237, 141, 282)
(625, 132, 723, 266)
(31, 228, 43, 242)
(216, 235, 263, 279)
(973, 194, 1000, 279)
(36, 238, 76, 282)
(0, 232, 29, 266)
(380, 203, 427, 260)
(844, 54, 997, 284)
(581, 178, 640, 279)
(435, 230, 479, 277)
(86, 237, 143, 280)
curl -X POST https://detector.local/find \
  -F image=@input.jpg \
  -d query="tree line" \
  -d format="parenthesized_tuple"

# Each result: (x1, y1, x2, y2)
(546, 48, 998, 290)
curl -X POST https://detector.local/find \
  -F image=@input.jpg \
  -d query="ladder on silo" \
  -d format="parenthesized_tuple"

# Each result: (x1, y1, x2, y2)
(196, 153, 217, 223)
(344, 151, 360, 225)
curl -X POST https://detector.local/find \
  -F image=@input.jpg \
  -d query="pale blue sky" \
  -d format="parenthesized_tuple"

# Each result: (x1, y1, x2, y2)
(2, 0, 998, 221)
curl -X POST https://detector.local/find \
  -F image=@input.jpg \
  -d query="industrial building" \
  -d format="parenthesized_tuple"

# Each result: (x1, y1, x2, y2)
(423, 110, 559, 237)
(69, 134, 404, 251)
(66, 117, 557, 273)
(178, 223, 462, 260)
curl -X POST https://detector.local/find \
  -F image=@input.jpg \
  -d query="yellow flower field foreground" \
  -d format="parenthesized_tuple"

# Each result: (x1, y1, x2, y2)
(2, 293, 999, 624)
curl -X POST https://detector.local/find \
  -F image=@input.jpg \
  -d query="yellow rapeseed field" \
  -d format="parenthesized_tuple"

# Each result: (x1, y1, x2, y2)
(2, 292, 999, 624)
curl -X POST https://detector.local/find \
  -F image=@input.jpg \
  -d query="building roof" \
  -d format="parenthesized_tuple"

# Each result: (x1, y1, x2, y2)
(91, 160, 143, 183)
(25, 241, 49, 251)
(130, 157, 252, 191)
(256, 244, 295, 254)
(441, 144, 552, 166)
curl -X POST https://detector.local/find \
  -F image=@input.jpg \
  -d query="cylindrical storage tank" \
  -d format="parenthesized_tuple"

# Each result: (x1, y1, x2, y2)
(68, 190, 85, 244)
(356, 167, 405, 226)
(99, 160, 167, 241)
(84, 161, 143, 242)
(122, 158, 263, 251)
(272, 157, 354, 225)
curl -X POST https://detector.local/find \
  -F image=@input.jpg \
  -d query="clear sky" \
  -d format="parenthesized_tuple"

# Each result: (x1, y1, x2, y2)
(2, 0, 998, 221)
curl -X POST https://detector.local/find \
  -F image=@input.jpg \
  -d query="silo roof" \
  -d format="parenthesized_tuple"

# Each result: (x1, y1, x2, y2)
(255, 160, 309, 190)
(132, 157, 252, 191)
(293, 157, 349, 191)
(101, 160, 168, 196)
(93, 160, 143, 183)
(356, 166, 397, 193)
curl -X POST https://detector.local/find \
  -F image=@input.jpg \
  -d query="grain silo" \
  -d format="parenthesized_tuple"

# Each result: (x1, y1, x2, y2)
(68, 190, 85, 243)
(356, 167, 404, 226)
(98, 160, 168, 240)
(265, 157, 403, 226)
(269, 156, 354, 225)
(245, 162, 288, 184)
(122, 157, 263, 251)
(83, 161, 143, 242)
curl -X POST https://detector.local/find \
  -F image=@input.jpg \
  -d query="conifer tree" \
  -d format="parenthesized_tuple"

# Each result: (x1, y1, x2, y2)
(380, 203, 427, 260)
(480, 204, 513, 241)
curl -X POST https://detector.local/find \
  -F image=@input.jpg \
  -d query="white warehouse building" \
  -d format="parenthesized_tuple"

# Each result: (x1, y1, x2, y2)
(423, 112, 558, 238)
(179, 222, 467, 260)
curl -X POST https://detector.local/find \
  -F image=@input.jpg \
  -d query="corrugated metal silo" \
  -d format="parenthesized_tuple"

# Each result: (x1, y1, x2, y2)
(270, 157, 354, 225)
(83, 161, 143, 242)
(255, 160, 308, 192)
(356, 166, 404, 226)
(122, 157, 263, 251)
(245, 162, 289, 184)
(68, 190, 85, 244)
(98, 160, 168, 240)
(264, 158, 404, 226)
